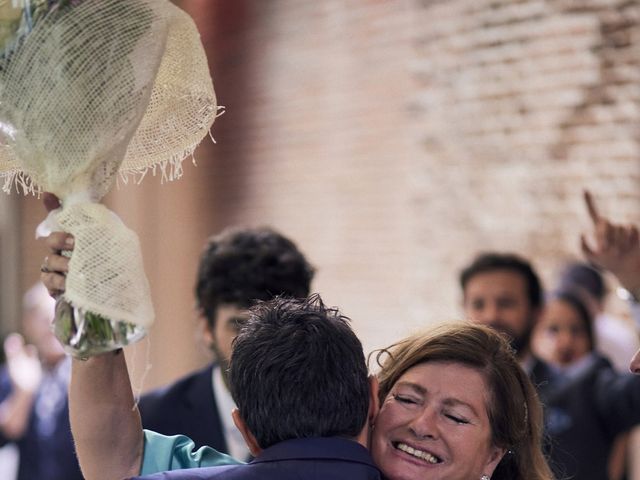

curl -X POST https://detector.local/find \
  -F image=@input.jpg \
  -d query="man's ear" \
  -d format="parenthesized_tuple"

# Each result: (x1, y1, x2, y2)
(232, 408, 262, 457)
(368, 375, 380, 425)
(197, 310, 215, 349)
(355, 375, 381, 448)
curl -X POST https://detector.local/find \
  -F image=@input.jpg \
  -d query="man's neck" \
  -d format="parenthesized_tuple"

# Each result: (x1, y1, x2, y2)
(517, 349, 535, 373)
(355, 424, 371, 449)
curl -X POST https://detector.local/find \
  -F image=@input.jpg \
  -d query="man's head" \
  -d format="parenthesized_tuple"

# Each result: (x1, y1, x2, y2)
(195, 227, 314, 364)
(228, 294, 375, 454)
(460, 253, 543, 356)
(558, 261, 605, 311)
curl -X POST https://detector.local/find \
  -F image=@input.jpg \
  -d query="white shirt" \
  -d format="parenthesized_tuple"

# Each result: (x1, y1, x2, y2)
(211, 365, 250, 461)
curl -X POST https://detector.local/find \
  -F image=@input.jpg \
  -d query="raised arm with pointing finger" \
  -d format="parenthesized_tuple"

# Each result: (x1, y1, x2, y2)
(581, 190, 640, 299)
(581, 190, 640, 374)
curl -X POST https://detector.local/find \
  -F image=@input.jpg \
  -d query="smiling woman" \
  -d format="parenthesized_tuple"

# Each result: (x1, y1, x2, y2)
(371, 323, 554, 480)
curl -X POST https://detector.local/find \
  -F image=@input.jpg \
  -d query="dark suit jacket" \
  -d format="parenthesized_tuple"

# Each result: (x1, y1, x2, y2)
(128, 437, 382, 480)
(530, 354, 640, 480)
(138, 364, 228, 453)
(0, 365, 83, 480)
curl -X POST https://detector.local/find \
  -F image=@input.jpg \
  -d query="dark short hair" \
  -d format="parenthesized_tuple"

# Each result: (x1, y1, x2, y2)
(460, 252, 543, 310)
(228, 294, 370, 449)
(558, 262, 605, 302)
(195, 227, 314, 327)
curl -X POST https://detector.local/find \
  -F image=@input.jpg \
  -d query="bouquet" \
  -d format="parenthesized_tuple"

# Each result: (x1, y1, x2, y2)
(0, 0, 220, 358)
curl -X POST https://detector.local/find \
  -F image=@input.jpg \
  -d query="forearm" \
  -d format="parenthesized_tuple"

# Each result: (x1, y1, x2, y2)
(69, 350, 143, 480)
(0, 389, 35, 439)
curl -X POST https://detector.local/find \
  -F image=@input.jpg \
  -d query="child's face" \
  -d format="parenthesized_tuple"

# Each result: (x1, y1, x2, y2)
(533, 299, 591, 367)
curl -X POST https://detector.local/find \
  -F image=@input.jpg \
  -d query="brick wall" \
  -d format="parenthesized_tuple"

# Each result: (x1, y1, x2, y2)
(190, 0, 640, 358)
(15, 0, 640, 388)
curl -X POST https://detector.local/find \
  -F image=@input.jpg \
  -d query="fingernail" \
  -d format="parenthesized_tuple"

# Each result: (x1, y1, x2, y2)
(65, 237, 75, 248)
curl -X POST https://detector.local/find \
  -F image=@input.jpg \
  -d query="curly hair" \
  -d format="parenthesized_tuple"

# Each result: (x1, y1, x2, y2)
(195, 226, 314, 327)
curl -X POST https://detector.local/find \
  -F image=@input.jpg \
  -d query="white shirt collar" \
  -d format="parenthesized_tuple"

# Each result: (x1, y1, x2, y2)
(211, 365, 251, 461)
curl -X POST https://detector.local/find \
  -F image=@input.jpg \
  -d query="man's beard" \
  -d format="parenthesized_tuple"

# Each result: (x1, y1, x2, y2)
(210, 343, 231, 389)
(491, 323, 533, 356)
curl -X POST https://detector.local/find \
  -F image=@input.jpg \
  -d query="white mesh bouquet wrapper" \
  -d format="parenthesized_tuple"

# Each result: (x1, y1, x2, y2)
(0, 0, 218, 357)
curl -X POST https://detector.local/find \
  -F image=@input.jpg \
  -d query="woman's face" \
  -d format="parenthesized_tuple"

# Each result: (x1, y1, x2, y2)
(532, 298, 591, 367)
(371, 361, 504, 480)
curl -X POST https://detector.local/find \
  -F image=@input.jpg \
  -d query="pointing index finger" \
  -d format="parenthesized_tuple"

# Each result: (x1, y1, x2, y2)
(584, 190, 600, 224)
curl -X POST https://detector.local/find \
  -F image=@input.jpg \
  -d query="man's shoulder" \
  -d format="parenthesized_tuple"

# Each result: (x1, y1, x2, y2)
(134, 438, 381, 480)
(130, 463, 243, 479)
(132, 459, 381, 480)
(139, 364, 214, 407)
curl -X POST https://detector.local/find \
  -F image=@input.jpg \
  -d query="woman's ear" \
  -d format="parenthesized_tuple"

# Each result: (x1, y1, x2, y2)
(483, 445, 507, 478)
(232, 408, 262, 457)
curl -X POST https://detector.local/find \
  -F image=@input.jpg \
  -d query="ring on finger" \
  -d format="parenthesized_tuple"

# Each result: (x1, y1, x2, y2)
(40, 256, 50, 273)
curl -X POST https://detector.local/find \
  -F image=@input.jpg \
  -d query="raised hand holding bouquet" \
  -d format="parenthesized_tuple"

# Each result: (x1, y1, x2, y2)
(0, 0, 219, 358)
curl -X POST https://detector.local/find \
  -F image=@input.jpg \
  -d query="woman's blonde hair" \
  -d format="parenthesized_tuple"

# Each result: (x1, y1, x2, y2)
(373, 322, 554, 480)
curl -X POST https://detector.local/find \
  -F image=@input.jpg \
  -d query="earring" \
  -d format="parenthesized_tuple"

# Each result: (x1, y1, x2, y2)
(481, 476, 490, 480)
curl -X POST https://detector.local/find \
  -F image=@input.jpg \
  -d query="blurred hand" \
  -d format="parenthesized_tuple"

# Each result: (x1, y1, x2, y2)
(4, 334, 42, 393)
(581, 190, 640, 294)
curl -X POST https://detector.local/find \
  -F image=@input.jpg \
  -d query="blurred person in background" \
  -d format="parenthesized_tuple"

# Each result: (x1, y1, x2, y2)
(556, 261, 639, 372)
(532, 289, 595, 369)
(136, 226, 314, 460)
(531, 288, 635, 480)
(0, 333, 19, 480)
(461, 252, 640, 480)
(0, 282, 82, 480)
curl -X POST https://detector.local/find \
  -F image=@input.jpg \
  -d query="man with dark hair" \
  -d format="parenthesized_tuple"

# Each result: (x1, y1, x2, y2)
(138, 227, 314, 458)
(130, 295, 381, 479)
(460, 252, 542, 362)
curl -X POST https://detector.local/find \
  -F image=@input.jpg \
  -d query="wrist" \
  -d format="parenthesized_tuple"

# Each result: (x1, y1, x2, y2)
(618, 286, 640, 303)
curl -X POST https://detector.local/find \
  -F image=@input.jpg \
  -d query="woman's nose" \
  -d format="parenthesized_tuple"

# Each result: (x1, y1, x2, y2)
(408, 407, 439, 440)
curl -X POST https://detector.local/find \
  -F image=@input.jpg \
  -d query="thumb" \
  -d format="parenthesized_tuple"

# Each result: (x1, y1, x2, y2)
(42, 193, 61, 213)
(581, 233, 595, 260)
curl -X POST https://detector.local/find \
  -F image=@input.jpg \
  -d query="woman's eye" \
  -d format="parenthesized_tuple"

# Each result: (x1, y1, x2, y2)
(392, 394, 418, 405)
(445, 413, 469, 424)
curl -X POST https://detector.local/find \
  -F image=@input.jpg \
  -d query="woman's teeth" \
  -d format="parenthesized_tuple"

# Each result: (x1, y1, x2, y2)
(395, 442, 440, 464)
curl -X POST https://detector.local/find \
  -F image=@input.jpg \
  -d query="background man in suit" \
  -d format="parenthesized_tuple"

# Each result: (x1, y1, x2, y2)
(136, 295, 382, 480)
(138, 227, 314, 459)
(0, 283, 82, 480)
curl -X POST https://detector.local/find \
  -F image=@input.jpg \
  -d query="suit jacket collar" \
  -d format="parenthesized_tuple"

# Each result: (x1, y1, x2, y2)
(254, 437, 376, 469)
